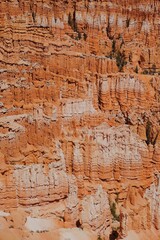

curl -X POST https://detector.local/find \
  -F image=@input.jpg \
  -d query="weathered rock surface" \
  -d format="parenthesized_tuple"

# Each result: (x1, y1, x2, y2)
(0, 0, 160, 239)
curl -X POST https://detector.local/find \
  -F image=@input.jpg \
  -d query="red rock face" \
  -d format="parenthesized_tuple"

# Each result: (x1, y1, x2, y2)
(0, 0, 160, 239)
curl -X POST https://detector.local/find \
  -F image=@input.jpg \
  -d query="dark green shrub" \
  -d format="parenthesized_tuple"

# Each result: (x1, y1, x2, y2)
(142, 64, 156, 75)
(110, 202, 120, 221)
(151, 64, 156, 75)
(142, 69, 149, 75)
(116, 51, 127, 72)
(107, 42, 127, 71)
(97, 235, 103, 240)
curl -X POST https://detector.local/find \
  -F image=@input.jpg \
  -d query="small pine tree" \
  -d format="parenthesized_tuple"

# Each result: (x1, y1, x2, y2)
(116, 51, 127, 72)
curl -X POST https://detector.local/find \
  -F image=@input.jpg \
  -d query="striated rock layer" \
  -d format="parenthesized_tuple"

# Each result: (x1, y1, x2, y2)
(0, 0, 160, 239)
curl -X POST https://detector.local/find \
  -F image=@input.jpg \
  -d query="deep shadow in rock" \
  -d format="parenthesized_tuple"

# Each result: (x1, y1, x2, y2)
(76, 219, 82, 229)
(109, 230, 118, 240)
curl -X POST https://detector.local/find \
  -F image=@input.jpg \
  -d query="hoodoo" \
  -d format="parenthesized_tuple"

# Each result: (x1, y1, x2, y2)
(0, 0, 160, 239)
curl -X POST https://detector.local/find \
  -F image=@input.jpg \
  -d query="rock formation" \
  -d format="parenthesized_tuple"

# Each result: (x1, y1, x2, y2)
(0, 0, 160, 239)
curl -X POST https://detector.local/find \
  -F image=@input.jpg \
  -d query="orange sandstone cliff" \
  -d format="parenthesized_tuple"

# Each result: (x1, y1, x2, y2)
(0, 0, 160, 239)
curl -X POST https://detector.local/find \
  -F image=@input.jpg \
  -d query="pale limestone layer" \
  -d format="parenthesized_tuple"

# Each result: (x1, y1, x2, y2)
(0, 0, 160, 239)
